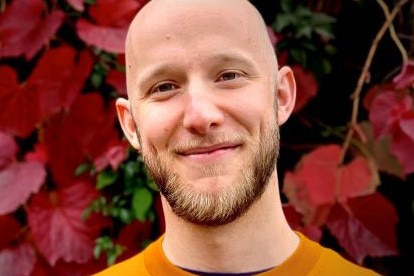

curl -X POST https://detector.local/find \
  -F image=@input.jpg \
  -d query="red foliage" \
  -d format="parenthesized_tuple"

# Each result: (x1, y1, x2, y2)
(291, 65, 319, 112)
(107, 54, 127, 96)
(283, 205, 322, 242)
(0, 66, 42, 138)
(0, 46, 93, 138)
(30, 46, 94, 117)
(0, 243, 36, 276)
(0, 0, 409, 273)
(116, 220, 152, 260)
(0, 0, 64, 59)
(44, 93, 118, 186)
(326, 193, 398, 263)
(284, 145, 398, 262)
(76, 0, 146, 53)
(0, 215, 21, 250)
(0, 162, 46, 215)
(25, 143, 48, 165)
(393, 60, 414, 90)
(66, 0, 85, 12)
(284, 144, 379, 224)
(27, 182, 107, 265)
(94, 140, 129, 172)
(369, 92, 414, 174)
(0, 132, 17, 170)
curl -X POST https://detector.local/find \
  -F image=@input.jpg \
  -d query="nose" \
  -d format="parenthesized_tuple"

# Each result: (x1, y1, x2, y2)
(182, 85, 224, 135)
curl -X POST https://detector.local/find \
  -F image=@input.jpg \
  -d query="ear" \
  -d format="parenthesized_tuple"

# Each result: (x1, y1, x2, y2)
(276, 66, 296, 125)
(116, 98, 141, 151)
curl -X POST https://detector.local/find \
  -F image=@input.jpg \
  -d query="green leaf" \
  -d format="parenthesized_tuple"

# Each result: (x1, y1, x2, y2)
(280, 0, 293, 12)
(273, 14, 296, 32)
(296, 26, 312, 39)
(314, 27, 334, 39)
(147, 180, 159, 191)
(97, 170, 118, 189)
(91, 72, 104, 89)
(320, 58, 332, 74)
(132, 187, 153, 222)
(75, 163, 91, 176)
(119, 208, 132, 224)
(290, 48, 307, 66)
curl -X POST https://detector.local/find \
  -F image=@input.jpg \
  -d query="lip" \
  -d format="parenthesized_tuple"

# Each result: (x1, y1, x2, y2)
(177, 143, 241, 157)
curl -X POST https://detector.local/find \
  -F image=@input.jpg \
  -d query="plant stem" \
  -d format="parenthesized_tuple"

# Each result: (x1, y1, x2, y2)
(376, 0, 409, 63)
(339, 0, 409, 165)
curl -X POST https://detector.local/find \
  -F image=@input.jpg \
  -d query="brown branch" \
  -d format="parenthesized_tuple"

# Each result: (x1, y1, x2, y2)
(376, 0, 408, 62)
(339, 0, 409, 165)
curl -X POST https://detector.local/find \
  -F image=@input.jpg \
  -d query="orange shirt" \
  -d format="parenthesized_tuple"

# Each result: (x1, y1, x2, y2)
(94, 232, 379, 276)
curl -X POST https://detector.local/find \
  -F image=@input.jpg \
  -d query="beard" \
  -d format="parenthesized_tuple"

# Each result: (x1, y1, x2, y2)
(140, 122, 280, 227)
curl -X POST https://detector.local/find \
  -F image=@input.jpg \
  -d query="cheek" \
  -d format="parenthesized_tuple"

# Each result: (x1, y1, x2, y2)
(137, 103, 181, 151)
(228, 88, 275, 132)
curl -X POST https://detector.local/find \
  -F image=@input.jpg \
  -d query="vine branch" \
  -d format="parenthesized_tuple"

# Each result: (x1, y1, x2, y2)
(339, 0, 408, 164)
(376, 0, 409, 63)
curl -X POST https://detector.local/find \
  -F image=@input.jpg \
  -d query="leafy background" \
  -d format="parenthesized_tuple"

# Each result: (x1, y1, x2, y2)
(0, 0, 413, 275)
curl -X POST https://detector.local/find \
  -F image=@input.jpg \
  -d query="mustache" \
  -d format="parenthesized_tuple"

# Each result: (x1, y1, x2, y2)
(170, 132, 247, 153)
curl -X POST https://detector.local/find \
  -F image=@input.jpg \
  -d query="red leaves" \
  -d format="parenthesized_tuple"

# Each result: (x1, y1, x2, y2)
(369, 92, 414, 174)
(326, 193, 398, 263)
(76, 0, 146, 52)
(30, 46, 94, 117)
(393, 60, 414, 90)
(0, 46, 93, 138)
(66, 0, 86, 12)
(107, 54, 127, 96)
(291, 65, 318, 112)
(284, 145, 379, 224)
(0, 133, 46, 216)
(0, 244, 36, 276)
(0, 132, 17, 170)
(0, 215, 21, 250)
(94, 140, 129, 172)
(0, 66, 42, 138)
(27, 182, 105, 265)
(0, 162, 46, 215)
(44, 93, 118, 186)
(284, 145, 397, 262)
(0, 0, 64, 59)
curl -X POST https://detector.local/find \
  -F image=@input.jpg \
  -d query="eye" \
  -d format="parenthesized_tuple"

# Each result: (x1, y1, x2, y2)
(218, 71, 241, 82)
(151, 82, 178, 94)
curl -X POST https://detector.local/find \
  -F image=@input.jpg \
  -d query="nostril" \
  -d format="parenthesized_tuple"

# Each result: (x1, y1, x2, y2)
(182, 100, 224, 134)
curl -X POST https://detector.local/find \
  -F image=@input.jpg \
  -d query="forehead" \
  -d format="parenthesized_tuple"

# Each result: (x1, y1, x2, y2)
(125, 1, 275, 93)
(128, 0, 271, 58)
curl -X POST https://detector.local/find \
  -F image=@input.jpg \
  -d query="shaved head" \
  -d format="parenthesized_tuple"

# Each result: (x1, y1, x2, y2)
(125, 0, 277, 100)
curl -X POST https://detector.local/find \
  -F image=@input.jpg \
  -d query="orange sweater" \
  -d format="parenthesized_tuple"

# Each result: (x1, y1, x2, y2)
(94, 232, 379, 275)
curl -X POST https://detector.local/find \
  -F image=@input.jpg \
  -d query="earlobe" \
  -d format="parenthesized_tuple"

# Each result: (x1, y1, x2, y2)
(276, 66, 296, 125)
(116, 98, 141, 151)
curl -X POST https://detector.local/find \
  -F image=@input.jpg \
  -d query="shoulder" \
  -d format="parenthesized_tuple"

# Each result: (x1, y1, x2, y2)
(308, 239, 380, 275)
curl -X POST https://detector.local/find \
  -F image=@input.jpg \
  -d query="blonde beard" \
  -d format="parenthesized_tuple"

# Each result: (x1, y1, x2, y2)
(141, 123, 280, 226)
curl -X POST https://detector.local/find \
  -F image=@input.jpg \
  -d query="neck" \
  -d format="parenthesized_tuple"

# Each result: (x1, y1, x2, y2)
(161, 172, 299, 273)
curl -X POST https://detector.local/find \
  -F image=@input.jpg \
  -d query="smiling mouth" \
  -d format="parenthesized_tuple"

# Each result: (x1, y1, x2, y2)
(177, 143, 241, 157)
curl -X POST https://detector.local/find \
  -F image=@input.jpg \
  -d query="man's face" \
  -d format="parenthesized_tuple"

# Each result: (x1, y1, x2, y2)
(121, 1, 294, 226)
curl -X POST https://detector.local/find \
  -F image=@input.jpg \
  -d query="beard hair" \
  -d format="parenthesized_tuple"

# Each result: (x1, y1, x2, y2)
(140, 122, 280, 227)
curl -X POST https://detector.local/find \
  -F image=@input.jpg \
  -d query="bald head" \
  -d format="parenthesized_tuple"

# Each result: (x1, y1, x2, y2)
(125, 0, 278, 99)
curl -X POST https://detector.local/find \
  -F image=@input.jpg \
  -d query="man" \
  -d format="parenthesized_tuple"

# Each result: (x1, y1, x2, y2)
(95, 0, 378, 275)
